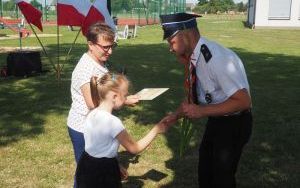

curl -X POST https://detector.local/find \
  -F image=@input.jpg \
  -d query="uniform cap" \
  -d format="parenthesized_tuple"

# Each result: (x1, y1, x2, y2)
(160, 13, 201, 40)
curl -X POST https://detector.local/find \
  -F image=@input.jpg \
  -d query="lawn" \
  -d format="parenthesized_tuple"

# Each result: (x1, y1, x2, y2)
(0, 15, 299, 187)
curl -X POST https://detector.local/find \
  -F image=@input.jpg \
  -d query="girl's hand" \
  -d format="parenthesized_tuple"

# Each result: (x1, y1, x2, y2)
(125, 95, 140, 106)
(160, 113, 178, 126)
(155, 120, 172, 134)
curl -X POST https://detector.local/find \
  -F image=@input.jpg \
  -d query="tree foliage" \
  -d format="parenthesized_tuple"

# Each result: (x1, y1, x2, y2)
(30, 0, 42, 10)
(112, 0, 135, 12)
(198, 0, 208, 6)
(195, 0, 246, 14)
(237, 2, 247, 12)
(2, 0, 15, 11)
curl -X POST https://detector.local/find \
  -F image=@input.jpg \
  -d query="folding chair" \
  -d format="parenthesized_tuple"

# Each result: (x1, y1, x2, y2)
(128, 24, 137, 38)
(116, 25, 129, 40)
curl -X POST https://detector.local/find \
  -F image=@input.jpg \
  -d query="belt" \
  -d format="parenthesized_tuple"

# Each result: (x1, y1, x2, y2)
(209, 109, 252, 119)
(225, 108, 251, 116)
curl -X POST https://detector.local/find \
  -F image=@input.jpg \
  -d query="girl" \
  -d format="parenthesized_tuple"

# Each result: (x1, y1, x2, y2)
(75, 73, 171, 187)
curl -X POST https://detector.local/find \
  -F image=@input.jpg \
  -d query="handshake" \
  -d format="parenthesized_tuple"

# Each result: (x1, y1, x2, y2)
(154, 101, 203, 134)
(154, 112, 180, 134)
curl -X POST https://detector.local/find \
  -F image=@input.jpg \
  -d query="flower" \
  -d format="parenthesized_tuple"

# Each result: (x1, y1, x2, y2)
(178, 59, 196, 157)
(179, 117, 194, 157)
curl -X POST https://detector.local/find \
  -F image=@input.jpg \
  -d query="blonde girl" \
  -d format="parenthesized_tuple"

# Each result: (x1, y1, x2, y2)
(75, 73, 170, 187)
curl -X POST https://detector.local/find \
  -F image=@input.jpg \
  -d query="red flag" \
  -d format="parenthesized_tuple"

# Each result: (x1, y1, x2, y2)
(57, 0, 91, 26)
(81, 0, 115, 36)
(15, 0, 43, 31)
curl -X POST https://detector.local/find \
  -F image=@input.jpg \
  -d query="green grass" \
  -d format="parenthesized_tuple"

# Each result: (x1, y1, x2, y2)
(0, 15, 300, 187)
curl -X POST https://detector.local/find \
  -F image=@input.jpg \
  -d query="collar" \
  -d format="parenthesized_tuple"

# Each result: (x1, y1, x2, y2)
(190, 37, 205, 66)
(85, 53, 108, 73)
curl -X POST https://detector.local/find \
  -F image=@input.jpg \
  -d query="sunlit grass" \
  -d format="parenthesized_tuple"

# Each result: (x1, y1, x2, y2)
(0, 15, 299, 187)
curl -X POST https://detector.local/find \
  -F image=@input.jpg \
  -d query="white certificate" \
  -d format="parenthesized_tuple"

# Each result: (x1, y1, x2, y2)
(135, 88, 169, 100)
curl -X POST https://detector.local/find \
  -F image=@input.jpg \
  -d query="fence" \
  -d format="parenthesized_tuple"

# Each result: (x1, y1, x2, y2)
(111, 0, 186, 25)
(0, 0, 187, 26)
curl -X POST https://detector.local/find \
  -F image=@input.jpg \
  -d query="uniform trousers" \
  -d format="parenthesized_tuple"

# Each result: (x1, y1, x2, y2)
(198, 111, 252, 188)
(76, 151, 122, 188)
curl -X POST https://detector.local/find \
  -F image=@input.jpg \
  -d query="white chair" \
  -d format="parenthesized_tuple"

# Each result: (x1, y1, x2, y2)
(18, 18, 25, 28)
(116, 25, 129, 40)
(128, 24, 137, 38)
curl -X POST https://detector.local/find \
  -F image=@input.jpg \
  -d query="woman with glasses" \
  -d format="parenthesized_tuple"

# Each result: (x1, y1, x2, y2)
(67, 22, 139, 188)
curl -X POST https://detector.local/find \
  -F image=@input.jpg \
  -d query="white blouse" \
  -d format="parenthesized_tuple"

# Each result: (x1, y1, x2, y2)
(67, 53, 108, 132)
(84, 109, 125, 158)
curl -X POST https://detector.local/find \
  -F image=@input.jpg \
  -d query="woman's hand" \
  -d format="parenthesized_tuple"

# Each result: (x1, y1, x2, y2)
(125, 95, 140, 106)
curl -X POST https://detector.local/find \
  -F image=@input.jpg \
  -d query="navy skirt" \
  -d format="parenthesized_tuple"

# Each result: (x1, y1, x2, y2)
(76, 151, 122, 188)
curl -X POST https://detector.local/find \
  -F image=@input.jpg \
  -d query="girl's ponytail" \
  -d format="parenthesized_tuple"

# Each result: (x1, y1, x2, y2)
(90, 76, 100, 107)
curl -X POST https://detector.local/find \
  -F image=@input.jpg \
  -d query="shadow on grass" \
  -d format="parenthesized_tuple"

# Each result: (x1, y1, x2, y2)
(0, 44, 86, 147)
(0, 42, 299, 187)
(123, 169, 168, 188)
(242, 21, 252, 28)
(0, 75, 71, 146)
(112, 44, 300, 187)
(119, 151, 168, 188)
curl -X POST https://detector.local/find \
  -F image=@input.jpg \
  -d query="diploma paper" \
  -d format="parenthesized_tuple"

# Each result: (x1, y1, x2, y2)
(135, 88, 169, 100)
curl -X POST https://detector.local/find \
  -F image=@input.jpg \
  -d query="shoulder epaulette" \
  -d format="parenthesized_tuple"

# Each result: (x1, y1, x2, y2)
(200, 44, 212, 63)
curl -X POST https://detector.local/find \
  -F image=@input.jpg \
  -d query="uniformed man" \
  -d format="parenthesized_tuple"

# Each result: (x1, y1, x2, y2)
(160, 13, 253, 187)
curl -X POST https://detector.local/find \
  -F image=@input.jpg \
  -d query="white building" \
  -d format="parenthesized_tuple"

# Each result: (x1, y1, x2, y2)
(248, 0, 300, 28)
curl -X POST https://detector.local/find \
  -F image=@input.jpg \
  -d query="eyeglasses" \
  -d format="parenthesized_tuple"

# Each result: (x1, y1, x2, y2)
(94, 42, 117, 52)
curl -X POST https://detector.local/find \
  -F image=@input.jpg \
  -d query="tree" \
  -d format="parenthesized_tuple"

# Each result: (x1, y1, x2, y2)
(195, 0, 237, 14)
(3, 0, 15, 11)
(193, 3, 210, 14)
(30, 0, 42, 10)
(0, 0, 2, 17)
(223, 0, 235, 11)
(112, 0, 134, 13)
(237, 2, 247, 12)
(198, 0, 208, 6)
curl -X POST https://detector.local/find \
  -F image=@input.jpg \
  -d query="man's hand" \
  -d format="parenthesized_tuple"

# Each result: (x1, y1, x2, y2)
(125, 95, 140, 106)
(182, 102, 204, 119)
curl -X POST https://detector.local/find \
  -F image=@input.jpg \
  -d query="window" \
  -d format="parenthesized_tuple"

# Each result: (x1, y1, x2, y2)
(268, 0, 292, 20)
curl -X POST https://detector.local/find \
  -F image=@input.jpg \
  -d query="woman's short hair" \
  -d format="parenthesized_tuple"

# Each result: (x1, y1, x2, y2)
(86, 22, 115, 43)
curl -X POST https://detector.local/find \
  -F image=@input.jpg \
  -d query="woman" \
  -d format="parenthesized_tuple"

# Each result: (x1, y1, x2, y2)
(67, 22, 139, 187)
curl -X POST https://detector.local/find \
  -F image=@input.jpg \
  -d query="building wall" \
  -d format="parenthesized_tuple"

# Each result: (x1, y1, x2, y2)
(254, 0, 300, 27)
